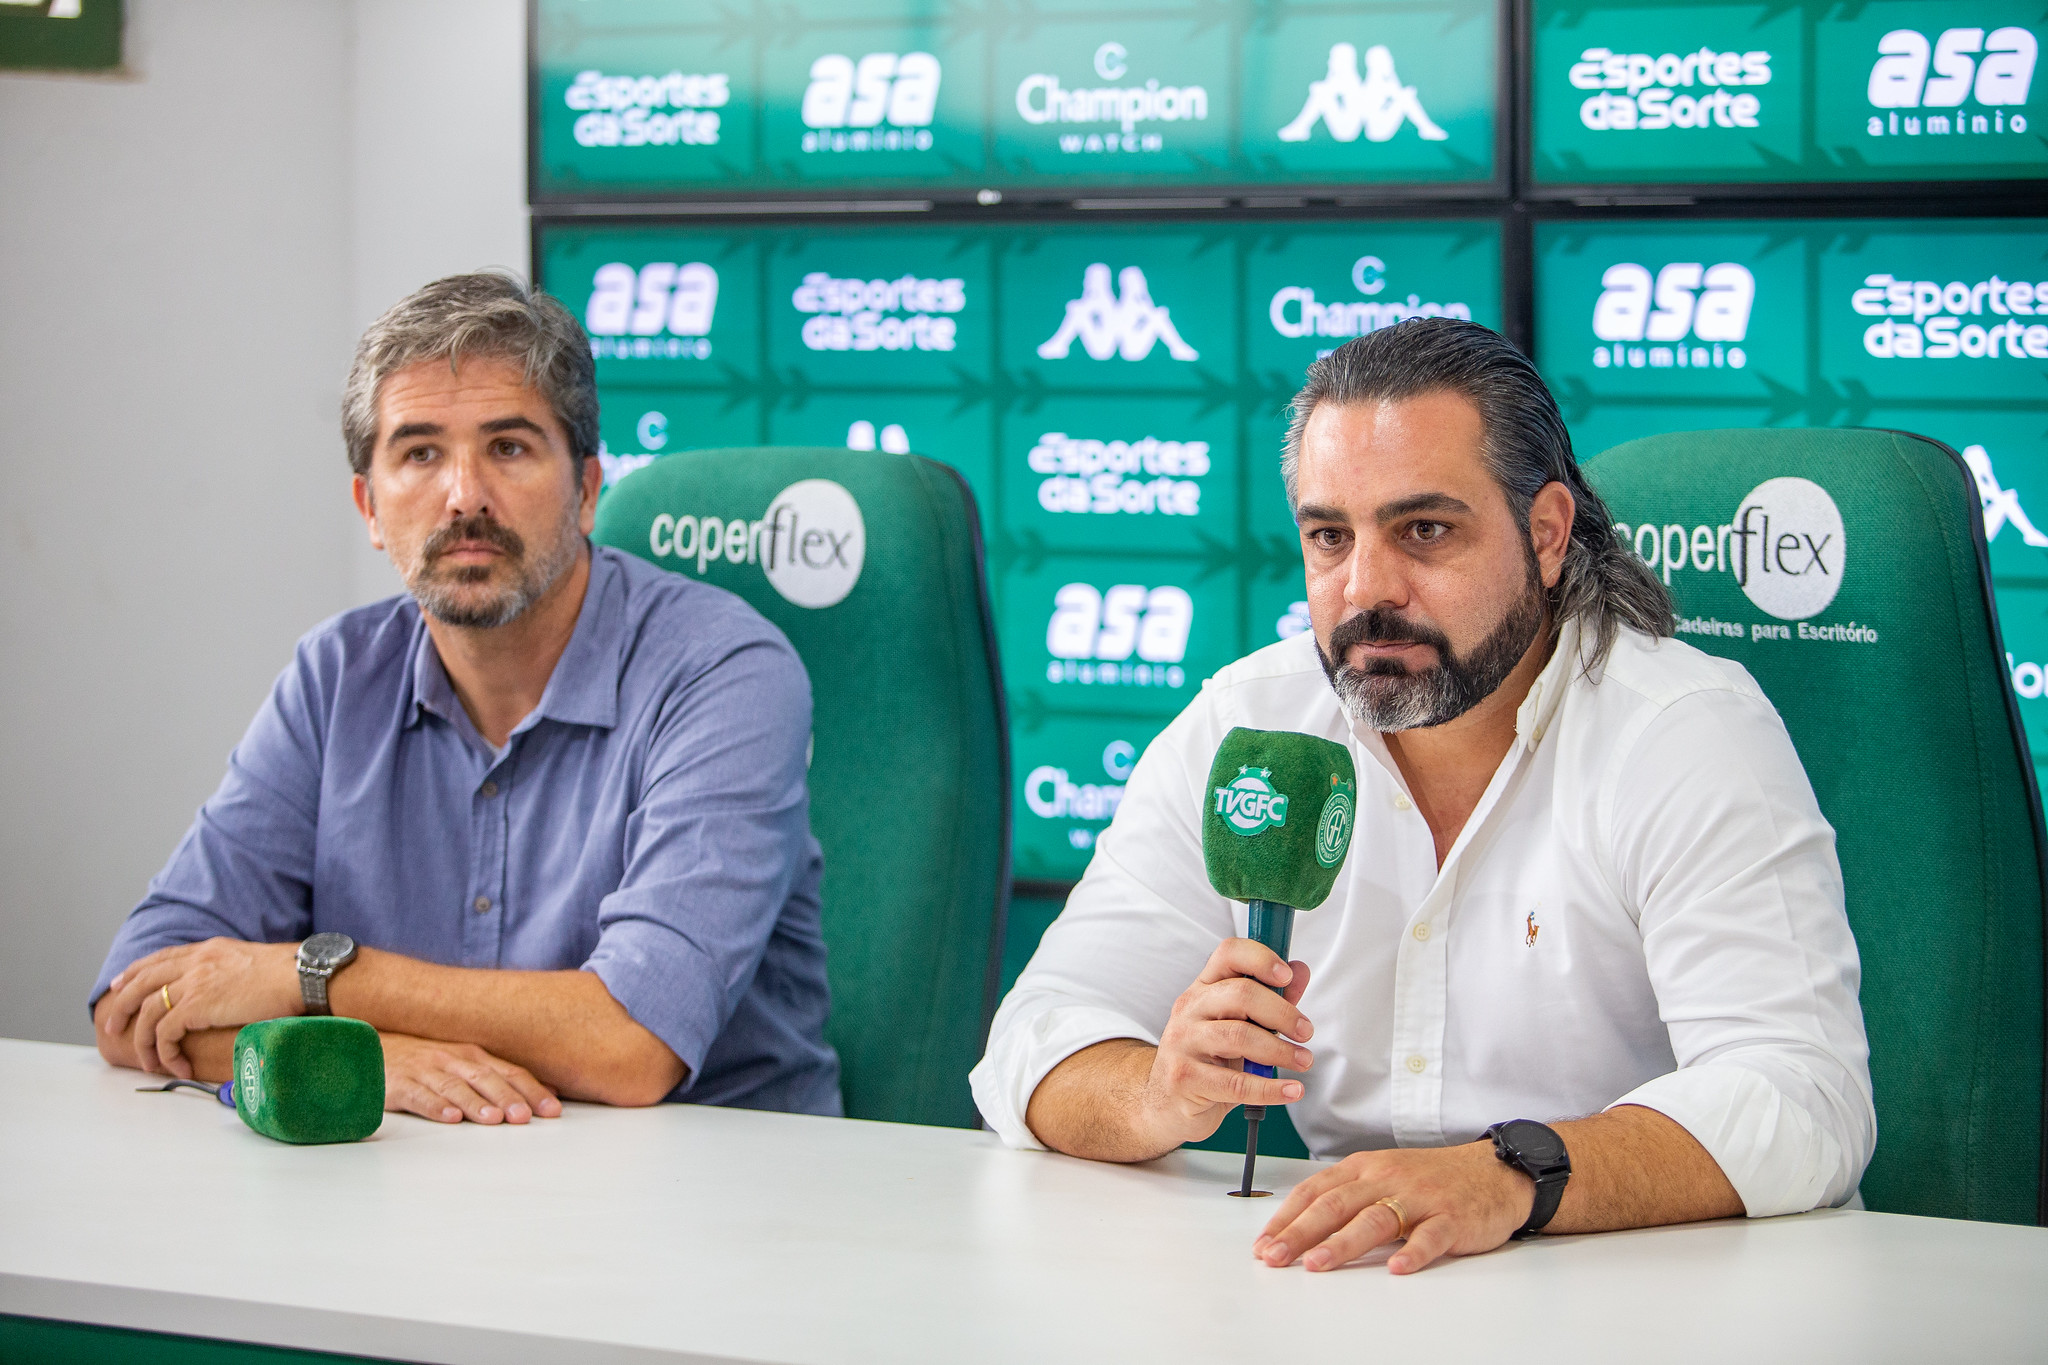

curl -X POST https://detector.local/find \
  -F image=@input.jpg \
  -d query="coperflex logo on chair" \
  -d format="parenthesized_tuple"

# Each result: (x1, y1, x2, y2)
(1616, 476, 1846, 621)
(646, 478, 868, 609)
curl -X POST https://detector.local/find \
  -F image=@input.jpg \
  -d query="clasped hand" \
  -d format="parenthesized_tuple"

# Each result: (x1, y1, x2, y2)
(98, 937, 561, 1125)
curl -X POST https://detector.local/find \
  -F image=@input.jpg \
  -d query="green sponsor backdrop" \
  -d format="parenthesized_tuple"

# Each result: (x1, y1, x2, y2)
(1533, 0, 2048, 184)
(0, 0, 119, 70)
(541, 216, 1501, 878)
(531, 0, 1498, 198)
(1537, 216, 2048, 782)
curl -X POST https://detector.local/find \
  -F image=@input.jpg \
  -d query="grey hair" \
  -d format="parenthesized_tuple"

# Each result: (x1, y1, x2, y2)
(1282, 317, 1674, 667)
(341, 270, 599, 479)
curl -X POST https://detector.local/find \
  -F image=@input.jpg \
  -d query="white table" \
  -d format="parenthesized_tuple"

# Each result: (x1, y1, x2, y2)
(3, 1038, 2045, 1364)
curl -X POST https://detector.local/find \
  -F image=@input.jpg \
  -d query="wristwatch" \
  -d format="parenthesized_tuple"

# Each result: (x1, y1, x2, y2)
(1486, 1119, 1572, 1239)
(296, 932, 358, 1016)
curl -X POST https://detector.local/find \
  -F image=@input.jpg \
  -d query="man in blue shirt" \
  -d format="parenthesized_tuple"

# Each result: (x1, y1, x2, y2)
(90, 272, 840, 1123)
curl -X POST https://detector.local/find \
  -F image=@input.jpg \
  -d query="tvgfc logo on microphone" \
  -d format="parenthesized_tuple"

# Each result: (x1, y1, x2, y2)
(1215, 766, 1288, 836)
(646, 478, 867, 609)
(1314, 778, 1355, 867)
(238, 1047, 263, 1114)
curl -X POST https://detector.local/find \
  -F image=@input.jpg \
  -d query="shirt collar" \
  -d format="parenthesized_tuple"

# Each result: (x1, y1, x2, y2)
(402, 543, 623, 735)
(1513, 614, 1586, 752)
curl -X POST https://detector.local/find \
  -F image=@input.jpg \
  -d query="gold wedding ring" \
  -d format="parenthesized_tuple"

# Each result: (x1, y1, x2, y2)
(1374, 1196, 1410, 1241)
(161, 984, 172, 1012)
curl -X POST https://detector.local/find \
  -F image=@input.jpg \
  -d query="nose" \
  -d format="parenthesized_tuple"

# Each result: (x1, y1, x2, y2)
(442, 446, 491, 520)
(1344, 535, 1409, 615)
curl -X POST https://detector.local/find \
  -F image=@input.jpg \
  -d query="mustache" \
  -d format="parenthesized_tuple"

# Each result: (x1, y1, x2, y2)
(420, 514, 525, 568)
(1327, 608, 1453, 661)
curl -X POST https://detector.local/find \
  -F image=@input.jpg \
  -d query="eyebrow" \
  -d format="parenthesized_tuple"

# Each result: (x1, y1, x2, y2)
(384, 416, 548, 447)
(1373, 492, 1472, 526)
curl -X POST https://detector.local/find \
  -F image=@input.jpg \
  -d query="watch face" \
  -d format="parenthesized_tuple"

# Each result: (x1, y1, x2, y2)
(1503, 1120, 1568, 1168)
(300, 932, 356, 970)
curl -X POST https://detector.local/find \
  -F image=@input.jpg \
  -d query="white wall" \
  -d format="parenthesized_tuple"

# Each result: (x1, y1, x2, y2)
(0, 0, 527, 1044)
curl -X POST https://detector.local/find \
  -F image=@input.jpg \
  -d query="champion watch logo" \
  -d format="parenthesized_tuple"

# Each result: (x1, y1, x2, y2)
(1215, 767, 1288, 835)
(1314, 777, 1354, 867)
(1039, 264, 1199, 362)
(1279, 43, 1448, 143)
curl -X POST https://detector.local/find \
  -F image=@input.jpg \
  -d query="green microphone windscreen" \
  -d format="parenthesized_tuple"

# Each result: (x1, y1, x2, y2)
(232, 1016, 384, 1144)
(1203, 726, 1357, 909)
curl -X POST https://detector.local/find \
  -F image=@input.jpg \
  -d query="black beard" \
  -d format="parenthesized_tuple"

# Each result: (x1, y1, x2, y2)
(1317, 564, 1548, 732)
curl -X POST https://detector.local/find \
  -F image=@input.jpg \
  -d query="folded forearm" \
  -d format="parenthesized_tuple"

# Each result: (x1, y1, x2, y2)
(327, 949, 684, 1104)
(1544, 1104, 1744, 1233)
(1025, 1039, 1182, 1163)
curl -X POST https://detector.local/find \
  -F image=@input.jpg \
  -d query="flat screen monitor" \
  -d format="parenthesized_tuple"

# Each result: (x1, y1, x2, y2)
(538, 215, 1505, 879)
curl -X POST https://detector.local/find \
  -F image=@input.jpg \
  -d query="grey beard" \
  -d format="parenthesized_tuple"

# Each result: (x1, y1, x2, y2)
(407, 504, 584, 630)
(1319, 575, 1547, 733)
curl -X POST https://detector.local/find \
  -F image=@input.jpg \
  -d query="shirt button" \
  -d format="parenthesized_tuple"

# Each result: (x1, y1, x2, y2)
(1406, 1054, 1427, 1074)
(1393, 792, 1413, 811)
(473, 896, 492, 914)
(1412, 922, 1431, 942)
(480, 781, 499, 798)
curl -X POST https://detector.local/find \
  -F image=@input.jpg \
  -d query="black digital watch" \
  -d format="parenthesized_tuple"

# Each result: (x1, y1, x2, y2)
(1486, 1119, 1572, 1239)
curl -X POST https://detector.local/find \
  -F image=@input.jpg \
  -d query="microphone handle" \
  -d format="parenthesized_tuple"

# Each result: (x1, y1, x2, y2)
(1242, 898, 1296, 1082)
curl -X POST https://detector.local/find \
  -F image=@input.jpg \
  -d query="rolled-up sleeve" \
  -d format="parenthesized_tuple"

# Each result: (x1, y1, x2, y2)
(970, 693, 1237, 1147)
(1603, 687, 1876, 1217)
(89, 644, 329, 1010)
(583, 630, 815, 1088)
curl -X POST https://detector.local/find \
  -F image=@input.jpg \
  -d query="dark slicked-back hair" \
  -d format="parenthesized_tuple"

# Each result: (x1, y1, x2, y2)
(342, 270, 599, 479)
(1282, 317, 1673, 667)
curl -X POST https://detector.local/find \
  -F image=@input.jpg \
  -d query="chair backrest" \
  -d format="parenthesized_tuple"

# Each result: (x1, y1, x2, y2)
(592, 447, 1010, 1129)
(1586, 427, 2046, 1225)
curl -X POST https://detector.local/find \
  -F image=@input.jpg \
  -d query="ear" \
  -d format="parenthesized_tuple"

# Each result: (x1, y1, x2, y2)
(351, 474, 387, 552)
(1528, 481, 1575, 591)
(577, 455, 603, 537)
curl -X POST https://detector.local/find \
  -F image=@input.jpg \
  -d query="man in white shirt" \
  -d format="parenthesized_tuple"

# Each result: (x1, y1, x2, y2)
(970, 318, 1873, 1275)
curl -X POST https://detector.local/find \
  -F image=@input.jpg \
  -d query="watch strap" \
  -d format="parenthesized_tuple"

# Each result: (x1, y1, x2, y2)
(1487, 1119, 1571, 1240)
(1515, 1169, 1567, 1241)
(299, 964, 333, 1016)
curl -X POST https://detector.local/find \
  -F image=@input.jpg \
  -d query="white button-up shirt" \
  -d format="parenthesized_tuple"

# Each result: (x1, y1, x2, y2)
(971, 620, 1875, 1218)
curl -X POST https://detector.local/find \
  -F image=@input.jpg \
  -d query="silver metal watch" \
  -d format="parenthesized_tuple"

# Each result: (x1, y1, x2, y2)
(296, 932, 358, 1015)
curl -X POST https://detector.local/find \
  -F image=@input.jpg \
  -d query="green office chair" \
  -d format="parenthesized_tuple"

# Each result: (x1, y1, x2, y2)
(1586, 427, 2047, 1225)
(593, 447, 1010, 1129)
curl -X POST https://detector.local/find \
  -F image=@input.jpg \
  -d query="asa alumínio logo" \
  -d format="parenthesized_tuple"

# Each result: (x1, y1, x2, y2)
(585, 262, 719, 361)
(1215, 766, 1288, 835)
(1279, 43, 1447, 143)
(1045, 582, 1192, 691)
(1039, 264, 1199, 362)
(1314, 777, 1355, 867)
(645, 478, 867, 609)
(801, 51, 941, 153)
(1865, 25, 2036, 141)
(1591, 261, 1754, 371)
(1731, 477, 1845, 621)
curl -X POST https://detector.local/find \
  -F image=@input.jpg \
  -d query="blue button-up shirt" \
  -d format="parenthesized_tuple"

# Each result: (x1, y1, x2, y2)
(92, 546, 841, 1115)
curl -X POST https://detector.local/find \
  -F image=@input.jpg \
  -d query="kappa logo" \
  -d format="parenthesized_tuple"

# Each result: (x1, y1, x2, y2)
(1866, 26, 2036, 140)
(646, 478, 866, 609)
(802, 51, 941, 151)
(1965, 444, 2048, 547)
(585, 262, 718, 360)
(1591, 261, 1754, 371)
(846, 421, 910, 454)
(1039, 264, 1199, 362)
(1314, 777, 1354, 867)
(1215, 767, 1288, 835)
(1279, 43, 1448, 143)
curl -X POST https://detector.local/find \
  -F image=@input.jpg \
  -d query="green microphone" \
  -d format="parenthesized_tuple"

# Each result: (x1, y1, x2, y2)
(231, 1017, 384, 1144)
(1202, 726, 1356, 1196)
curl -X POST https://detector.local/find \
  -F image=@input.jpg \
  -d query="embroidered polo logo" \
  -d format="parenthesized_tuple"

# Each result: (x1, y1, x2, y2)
(1525, 911, 1541, 947)
(1214, 767, 1288, 835)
